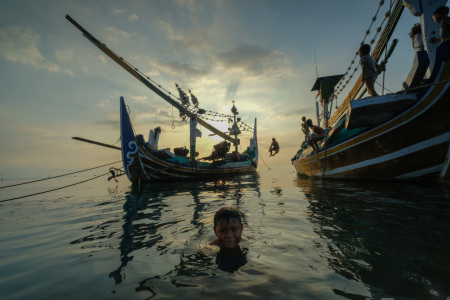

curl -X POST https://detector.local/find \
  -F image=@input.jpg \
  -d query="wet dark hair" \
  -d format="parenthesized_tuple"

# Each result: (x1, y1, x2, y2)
(306, 119, 313, 127)
(213, 207, 242, 227)
(359, 44, 371, 55)
(434, 6, 449, 16)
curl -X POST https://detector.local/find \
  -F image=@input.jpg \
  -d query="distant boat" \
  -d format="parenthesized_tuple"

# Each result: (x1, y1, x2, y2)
(120, 96, 258, 182)
(292, 0, 450, 181)
(66, 16, 258, 183)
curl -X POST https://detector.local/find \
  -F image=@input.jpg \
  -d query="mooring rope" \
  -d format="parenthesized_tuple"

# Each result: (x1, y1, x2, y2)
(0, 172, 114, 203)
(0, 160, 122, 189)
(258, 153, 271, 170)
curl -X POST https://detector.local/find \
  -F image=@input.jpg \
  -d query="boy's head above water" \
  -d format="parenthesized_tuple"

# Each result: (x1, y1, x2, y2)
(210, 207, 243, 248)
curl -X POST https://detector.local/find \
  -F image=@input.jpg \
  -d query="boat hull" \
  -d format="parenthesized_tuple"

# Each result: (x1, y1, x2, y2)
(293, 42, 450, 181)
(126, 146, 257, 182)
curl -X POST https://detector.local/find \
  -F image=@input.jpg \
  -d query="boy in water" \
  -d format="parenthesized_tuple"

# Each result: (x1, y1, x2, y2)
(209, 207, 243, 249)
(359, 44, 385, 97)
(430, 6, 450, 43)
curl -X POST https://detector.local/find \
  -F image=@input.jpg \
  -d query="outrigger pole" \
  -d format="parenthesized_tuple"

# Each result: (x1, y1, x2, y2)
(72, 137, 121, 150)
(65, 15, 235, 144)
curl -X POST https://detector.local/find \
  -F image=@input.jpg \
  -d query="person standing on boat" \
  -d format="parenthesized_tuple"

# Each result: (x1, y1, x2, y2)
(430, 6, 450, 43)
(269, 138, 280, 157)
(359, 44, 385, 97)
(306, 119, 324, 153)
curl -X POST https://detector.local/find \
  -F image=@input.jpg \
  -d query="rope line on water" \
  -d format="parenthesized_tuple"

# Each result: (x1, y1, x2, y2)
(0, 160, 122, 189)
(0, 172, 112, 203)
(258, 153, 271, 170)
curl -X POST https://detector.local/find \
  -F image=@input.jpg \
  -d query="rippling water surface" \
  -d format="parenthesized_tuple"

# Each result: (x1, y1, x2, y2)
(1, 168, 450, 299)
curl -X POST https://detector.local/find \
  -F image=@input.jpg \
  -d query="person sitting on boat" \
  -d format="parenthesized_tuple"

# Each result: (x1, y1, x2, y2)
(359, 44, 385, 97)
(239, 152, 249, 161)
(204, 141, 230, 161)
(306, 119, 324, 153)
(301, 116, 310, 139)
(430, 6, 450, 43)
(269, 138, 280, 157)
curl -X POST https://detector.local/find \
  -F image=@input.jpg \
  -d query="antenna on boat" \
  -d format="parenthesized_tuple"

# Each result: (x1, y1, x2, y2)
(314, 50, 319, 78)
(314, 50, 320, 126)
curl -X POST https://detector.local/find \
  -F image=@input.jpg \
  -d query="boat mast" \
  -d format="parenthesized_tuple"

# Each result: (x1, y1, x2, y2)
(189, 114, 201, 161)
(229, 101, 241, 153)
(65, 15, 235, 145)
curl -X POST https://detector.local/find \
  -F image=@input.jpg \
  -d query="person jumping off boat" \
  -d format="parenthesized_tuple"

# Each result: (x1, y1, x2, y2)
(269, 138, 280, 157)
(359, 44, 386, 97)
(306, 119, 324, 153)
(301, 116, 310, 139)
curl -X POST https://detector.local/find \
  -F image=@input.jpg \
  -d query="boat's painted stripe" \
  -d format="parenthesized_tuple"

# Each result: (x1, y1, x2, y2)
(298, 63, 450, 165)
(396, 164, 443, 179)
(134, 146, 255, 180)
(314, 132, 450, 176)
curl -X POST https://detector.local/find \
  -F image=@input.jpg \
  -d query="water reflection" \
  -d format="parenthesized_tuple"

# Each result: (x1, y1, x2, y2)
(295, 178, 450, 299)
(215, 245, 248, 273)
(71, 174, 260, 291)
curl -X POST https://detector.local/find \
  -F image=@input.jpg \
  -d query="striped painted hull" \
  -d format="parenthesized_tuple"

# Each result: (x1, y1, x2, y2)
(125, 145, 257, 182)
(293, 46, 450, 181)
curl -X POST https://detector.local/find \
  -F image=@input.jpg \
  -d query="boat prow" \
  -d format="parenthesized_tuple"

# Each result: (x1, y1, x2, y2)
(120, 97, 141, 182)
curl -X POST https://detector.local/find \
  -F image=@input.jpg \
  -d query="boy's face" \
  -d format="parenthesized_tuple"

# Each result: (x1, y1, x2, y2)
(214, 218, 243, 248)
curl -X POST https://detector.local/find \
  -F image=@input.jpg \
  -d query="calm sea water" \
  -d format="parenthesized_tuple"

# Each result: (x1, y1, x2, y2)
(1, 166, 450, 299)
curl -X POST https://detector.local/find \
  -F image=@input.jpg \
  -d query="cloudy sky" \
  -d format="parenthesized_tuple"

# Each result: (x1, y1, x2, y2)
(0, 0, 420, 179)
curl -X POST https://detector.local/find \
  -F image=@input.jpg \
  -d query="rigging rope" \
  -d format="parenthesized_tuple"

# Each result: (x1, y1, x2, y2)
(171, 105, 175, 129)
(0, 160, 122, 189)
(382, 0, 393, 95)
(334, 0, 394, 96)
(376, 80, 393, 93)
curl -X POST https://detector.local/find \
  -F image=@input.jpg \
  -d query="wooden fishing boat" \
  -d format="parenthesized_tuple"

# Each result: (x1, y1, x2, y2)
(66, 16, 258, 183)
(292, 0, 450, 181)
